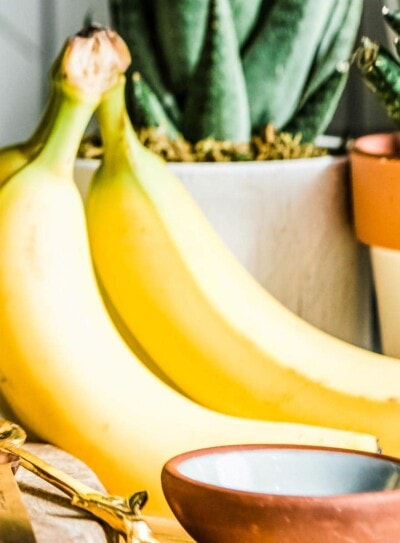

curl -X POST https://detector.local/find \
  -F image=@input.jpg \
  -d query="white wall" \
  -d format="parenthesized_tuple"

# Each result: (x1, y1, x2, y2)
(0, 1, 42, 146)
(0, 0, 110, 147)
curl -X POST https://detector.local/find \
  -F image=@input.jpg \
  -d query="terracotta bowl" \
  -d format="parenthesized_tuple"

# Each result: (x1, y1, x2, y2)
(161, 444, 400, 543)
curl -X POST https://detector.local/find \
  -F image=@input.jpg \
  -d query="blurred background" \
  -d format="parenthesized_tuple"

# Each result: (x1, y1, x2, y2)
(0, 0, 398, 147)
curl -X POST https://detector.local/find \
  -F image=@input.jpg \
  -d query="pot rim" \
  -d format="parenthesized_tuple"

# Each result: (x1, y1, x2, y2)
(350, 132, 400, 250)
(350, 132, 400, 159)
(76, 153, 346, 170)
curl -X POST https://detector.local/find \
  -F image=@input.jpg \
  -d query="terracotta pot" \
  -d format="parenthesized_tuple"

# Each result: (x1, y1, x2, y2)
(350, 132, 400, 250)
(75, 151, 373, 349)
(350, 133, 400, 356)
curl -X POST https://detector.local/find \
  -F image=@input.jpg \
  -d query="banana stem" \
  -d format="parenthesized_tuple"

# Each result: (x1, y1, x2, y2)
(96, 78, 138, 168)
(1, 85, 61, 161)
(31, 25, 131, 178)
(0, 86, 62, 187)
(33, 84, 99, 178)
(23, 85, 61, 153)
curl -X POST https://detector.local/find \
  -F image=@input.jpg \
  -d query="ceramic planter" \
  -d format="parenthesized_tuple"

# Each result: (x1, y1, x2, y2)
(75, 152, 373, 350)
(350, 133, 400, 357)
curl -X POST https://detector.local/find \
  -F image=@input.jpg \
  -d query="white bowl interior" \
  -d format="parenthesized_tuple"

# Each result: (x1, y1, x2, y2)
(177, 449, 400, 496)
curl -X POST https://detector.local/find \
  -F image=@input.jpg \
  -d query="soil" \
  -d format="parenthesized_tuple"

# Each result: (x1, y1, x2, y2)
(78, 124, 329, 162)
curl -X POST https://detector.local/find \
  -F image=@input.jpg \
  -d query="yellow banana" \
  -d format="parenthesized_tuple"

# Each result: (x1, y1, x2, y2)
(0, 88, 60, 184)
(0, 32, 171, 390)
(0, 28, 378, 518)
(86, 76, 400, 456)
(0, 66, 63, 422)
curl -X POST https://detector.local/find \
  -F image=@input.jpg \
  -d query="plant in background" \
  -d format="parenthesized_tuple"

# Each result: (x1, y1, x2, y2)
(105, 0, 363, 161)
(354, 6, 400, 124)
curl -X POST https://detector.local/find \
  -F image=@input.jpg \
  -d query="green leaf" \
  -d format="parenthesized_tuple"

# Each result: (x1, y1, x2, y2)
(182, 0, 251, 143)
(228, 0, 264, 48)
(153, 0, 209, 97)
(283, 67, 349, 142)
(355, 38, 400, 124)
(382, 6, 400, 38)
(243, 0, 336, 130)
(130, 72, 180, 140)
(301, 0, 363, 102)
(113, 0, 181, 127)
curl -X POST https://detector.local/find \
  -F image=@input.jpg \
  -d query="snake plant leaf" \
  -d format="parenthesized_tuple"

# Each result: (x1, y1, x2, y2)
(382, 7, 400, 58)
(312, 0, 350, 64)
(301, 0, 362, 102)
(130, 72, 180, 140)
(153, 0, 209, 97)
(283, 66, 349, 143)
(382, 6, 400, 37)
(228, 0, 265, 49)
(114, 0, 363, 151)
(111, 0, 181, 127)
(243, 0, 336, 131)
(355, 37, 400, 124)
(182, 0, 251, 143)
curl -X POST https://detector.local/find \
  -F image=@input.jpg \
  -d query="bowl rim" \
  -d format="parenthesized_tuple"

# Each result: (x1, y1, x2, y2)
(161, 443, 400, 503)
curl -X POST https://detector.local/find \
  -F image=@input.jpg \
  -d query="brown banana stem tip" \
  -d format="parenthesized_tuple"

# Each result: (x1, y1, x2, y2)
(53, 23, 131, 94)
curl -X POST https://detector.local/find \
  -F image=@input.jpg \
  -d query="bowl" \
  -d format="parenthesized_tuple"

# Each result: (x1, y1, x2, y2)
(161, 444, 400, 543)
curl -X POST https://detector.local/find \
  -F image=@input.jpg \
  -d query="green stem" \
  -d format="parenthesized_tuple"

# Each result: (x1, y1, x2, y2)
(96, 78, 135, 167)
(34, 82, 99, 178)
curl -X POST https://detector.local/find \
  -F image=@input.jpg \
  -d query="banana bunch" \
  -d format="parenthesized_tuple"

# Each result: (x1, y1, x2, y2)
(85, 51, 400, 460)
(0, 93, 57, 183)
(0, 27, 381, 517)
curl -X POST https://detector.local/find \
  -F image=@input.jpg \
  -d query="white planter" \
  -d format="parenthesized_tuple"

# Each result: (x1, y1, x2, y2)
(75, 153, 374, 350)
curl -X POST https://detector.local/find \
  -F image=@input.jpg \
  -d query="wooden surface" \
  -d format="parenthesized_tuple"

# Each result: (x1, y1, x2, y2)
(147, 516, 194, 543)
(12, 442, 193, 543)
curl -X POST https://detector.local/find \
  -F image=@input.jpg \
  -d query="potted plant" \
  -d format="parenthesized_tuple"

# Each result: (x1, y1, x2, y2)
(351, 6, 400, 357)
(75, 0, 373, 349)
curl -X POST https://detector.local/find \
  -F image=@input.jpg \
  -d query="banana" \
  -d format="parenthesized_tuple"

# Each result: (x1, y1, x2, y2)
(0, 28, 379, 518)
(86, 75, 400, 457)
(0, 89, 59, 184)
(0, 31, 172, 390)
(0, 73, 62, 422)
